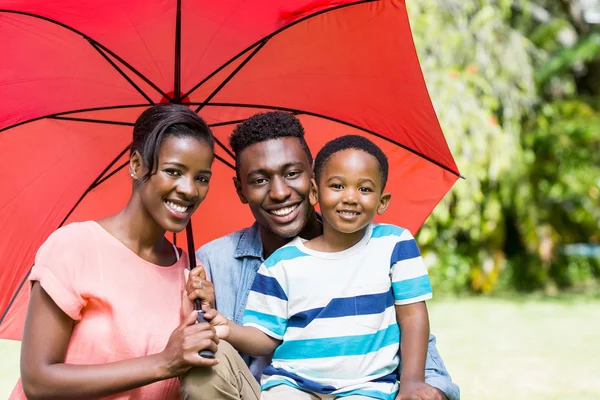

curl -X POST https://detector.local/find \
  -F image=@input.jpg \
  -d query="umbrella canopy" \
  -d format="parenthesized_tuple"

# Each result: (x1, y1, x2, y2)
(0, 0, 460, 340)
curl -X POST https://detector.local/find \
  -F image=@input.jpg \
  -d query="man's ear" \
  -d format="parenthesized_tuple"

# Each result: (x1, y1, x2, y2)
(376, 192, 392, 215)
(309, 178, 319, 207)
(233, 176, 248, 204)
(129, 150, 142, 180)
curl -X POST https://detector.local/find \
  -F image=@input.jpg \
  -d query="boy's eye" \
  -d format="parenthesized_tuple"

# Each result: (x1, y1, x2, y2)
(330, 184, 343, 190)
(358, 187, 374, 193)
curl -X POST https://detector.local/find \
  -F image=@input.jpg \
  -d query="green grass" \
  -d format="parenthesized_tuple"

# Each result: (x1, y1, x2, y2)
(1, 297, 599, 399)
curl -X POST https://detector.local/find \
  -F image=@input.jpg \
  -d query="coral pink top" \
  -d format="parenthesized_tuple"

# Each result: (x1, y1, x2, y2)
(11, 221, 188, 399)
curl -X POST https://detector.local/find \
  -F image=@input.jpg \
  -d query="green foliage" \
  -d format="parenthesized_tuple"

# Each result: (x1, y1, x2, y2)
(408, 0, 600, 293)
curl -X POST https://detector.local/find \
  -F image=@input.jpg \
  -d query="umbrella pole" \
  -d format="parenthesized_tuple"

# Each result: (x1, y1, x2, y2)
(185, 222, 215, 359)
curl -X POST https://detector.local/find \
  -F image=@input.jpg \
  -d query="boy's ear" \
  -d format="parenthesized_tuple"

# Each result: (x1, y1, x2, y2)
(233, 176, 248, 204)
(309, 178, 319, 207)
(376, 192, 392, 215)
(129, 150, 142, 180)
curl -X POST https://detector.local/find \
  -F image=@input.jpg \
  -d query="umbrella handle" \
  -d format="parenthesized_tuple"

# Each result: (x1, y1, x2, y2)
(186, 223, 216, 359)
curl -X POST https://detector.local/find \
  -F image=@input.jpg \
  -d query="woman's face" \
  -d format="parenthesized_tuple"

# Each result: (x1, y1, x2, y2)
(136, 135, 213, 233)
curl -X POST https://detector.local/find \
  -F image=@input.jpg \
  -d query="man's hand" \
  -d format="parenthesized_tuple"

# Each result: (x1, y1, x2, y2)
(186, 265, 215, 310)
(397, 381, 447, 400)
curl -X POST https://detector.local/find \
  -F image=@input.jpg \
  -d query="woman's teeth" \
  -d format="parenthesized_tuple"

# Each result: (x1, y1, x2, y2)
(165, 200, 189, 213)
(269, 205, 297, 217)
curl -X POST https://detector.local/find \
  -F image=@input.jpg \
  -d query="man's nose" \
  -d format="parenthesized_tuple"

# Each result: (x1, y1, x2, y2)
(269, 176, 292, 201)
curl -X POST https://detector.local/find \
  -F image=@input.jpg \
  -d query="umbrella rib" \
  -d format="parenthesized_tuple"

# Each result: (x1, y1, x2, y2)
(201, 102, 462, 178)
(174, 0, 182, 102)
(0, 10, 170, 101)
(88, 41, 155, 105)
(194, 40, 268, 114)
(212, 137, 236, 161)
(50, 116, 136, 127)
(0, 269, 31, 325)
(92, 161, 130, 188)
(0, 104, 149, 134)
(182, 0, 377, 100)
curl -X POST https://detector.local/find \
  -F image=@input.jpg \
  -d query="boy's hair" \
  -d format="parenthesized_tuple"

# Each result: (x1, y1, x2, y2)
(229, 111, 313, 173)
(314, 135, 388, 189)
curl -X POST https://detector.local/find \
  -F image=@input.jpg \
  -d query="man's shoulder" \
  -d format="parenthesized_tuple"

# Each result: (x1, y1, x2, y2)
(198, 228, 246, 254)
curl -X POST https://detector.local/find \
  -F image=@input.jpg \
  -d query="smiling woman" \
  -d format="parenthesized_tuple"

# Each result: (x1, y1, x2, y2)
(10, 104, 221, 400)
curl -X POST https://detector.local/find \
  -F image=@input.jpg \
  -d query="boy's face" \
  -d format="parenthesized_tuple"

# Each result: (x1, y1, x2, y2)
(310, 149, 391, 235)
(234, 137, 313, 238)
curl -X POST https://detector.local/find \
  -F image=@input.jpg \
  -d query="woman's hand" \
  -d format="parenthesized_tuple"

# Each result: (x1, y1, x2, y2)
(186, 265, 215, 311)
(159, 310, 220, 378)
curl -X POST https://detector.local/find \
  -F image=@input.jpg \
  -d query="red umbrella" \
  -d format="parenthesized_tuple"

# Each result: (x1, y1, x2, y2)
(0, 0, 460, 340)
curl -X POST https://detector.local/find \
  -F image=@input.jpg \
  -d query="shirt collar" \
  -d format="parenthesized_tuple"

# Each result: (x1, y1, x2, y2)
(234, 222, 264, 260)
(233, 213, 323, 260)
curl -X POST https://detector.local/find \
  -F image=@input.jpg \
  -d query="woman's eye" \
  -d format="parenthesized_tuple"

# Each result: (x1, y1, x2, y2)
(165, 169, 181, 177)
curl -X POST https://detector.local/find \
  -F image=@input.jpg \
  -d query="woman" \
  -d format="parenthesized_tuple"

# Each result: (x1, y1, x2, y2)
(11, 104, 219, 399)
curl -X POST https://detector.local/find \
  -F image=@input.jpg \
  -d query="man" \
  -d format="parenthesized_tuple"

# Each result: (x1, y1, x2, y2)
(186, 112, 459, 400)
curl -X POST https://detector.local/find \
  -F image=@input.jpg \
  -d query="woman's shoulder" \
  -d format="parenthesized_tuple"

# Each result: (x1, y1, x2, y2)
(37, 221, 100, 257)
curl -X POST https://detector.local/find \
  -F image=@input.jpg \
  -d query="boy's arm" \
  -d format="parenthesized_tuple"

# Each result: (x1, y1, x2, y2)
(227, 317, 281, 356)
(395, 301, 430, 384)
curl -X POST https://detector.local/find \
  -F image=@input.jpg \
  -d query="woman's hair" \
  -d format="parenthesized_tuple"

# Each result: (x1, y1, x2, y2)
(131, 104, 214, 183)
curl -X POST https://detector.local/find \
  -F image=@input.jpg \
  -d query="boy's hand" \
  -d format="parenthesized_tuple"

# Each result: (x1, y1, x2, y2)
(203, 309, 231, 340)
(397, 381, 447, 400)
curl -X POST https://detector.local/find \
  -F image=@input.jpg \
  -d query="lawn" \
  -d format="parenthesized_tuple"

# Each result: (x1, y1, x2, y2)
(1, 297, 599, 399)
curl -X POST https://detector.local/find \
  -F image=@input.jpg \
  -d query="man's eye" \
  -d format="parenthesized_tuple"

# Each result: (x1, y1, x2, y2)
(253, 178, 268, 185)
(197, 176, 210, 183)
(286, 171, 300, 178)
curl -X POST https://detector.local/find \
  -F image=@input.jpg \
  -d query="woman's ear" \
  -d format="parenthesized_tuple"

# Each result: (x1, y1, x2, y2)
(129, 151, 142, 180)
(309, 178, 319, 207)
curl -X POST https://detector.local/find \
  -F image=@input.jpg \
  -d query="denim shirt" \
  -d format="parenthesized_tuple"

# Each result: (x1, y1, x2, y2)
(196, 222, 460, 400)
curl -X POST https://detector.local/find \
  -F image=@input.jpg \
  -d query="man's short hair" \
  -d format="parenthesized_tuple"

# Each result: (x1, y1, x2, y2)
(229, 112, 313, 173)
(313, 135, 389, 189)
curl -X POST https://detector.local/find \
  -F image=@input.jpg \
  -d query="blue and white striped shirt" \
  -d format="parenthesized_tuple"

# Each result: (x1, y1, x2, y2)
(242, 223, 433, 400)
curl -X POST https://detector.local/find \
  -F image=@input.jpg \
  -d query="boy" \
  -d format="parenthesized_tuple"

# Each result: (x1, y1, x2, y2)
(205, 135, 436, 400)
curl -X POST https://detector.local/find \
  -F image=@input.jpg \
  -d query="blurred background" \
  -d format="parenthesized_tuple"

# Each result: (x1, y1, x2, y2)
(1, 1, 599, 399)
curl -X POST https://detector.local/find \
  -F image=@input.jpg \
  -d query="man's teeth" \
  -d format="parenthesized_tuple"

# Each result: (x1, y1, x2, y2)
(270, 205, 298, 217)
(165, 201, 189, 213)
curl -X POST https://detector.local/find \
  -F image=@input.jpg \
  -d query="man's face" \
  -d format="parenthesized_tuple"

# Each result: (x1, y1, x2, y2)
(235, 137, 313, 239)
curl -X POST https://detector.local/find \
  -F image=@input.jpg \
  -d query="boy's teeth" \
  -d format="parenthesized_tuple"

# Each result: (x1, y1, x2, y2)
(166, 201, 189, 213)
(270, 205, 297, 216)
(339, 211, 358, 215)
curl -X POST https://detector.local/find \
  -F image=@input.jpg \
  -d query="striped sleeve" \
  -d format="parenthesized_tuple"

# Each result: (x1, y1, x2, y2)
(390, 229, 432, 305)
(242, 259, 289, 340)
